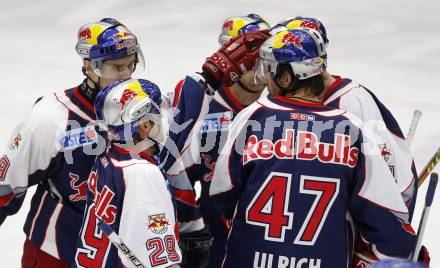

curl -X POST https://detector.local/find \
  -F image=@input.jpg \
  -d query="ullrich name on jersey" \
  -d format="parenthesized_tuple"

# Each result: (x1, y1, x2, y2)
(243, 129, 359, 168)
(254, 251, 321, 268)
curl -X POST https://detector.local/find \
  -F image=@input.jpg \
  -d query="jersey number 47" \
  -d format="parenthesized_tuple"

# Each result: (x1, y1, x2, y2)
(246, 172, 340, 245)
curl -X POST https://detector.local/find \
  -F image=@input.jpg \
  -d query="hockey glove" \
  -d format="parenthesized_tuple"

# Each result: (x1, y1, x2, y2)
(201, 29, 271, 89)
(418, 245, 430, 266)
(352, 237, 430, 268)
(179, 226, 214, 268)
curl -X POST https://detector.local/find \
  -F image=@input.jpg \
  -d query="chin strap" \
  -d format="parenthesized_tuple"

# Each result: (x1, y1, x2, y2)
(82, 66, 101, 91)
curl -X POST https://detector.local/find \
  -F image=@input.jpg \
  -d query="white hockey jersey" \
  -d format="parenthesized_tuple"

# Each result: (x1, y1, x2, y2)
(323, 76, 418, 218)
(75, 145, 181, 268)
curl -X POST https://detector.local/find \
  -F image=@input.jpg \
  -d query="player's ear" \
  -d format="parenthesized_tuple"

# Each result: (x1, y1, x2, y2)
(83, 59, 93, 74)
(277, 69, 294, 88)
(138, 121, 154, 140)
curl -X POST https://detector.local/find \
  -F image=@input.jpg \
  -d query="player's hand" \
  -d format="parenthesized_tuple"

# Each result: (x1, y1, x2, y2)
(352, 248, 377, 268)
(179, 226, 213, 268)
(352, 236, 377, 267)
(418, 245, 430, 266)
(202, 29, 271, 89)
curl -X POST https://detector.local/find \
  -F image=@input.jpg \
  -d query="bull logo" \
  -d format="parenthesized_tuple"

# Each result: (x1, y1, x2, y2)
(69, 172, 87, 202)
(147, 213, 170, 234)
(79, 28, 92, 40)
(300, 20, 321, 33)
(378, 143, 392, 163)
(201, 154, 216, 182)
(223, 20, 234, 32)
(281, 32, 304, 49)
(113, 89, 138, 110)
(9, 134, 22, 151)
(113, 31, 131, 40)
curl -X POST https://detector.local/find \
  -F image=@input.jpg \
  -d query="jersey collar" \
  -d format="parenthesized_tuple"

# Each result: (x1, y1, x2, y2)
(112, 143, 158, 165)
(274, 95, 327, 109)
(217, 85, 245, 113)
(322, 76, 352, 101)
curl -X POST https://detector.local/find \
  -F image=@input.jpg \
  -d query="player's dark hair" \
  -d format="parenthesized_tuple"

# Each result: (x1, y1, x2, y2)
(275, 64, 325, 97)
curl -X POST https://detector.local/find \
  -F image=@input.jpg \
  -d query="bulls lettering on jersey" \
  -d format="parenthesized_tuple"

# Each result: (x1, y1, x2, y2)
(75, 145, 181, 268)
(210, 96, 416, 268)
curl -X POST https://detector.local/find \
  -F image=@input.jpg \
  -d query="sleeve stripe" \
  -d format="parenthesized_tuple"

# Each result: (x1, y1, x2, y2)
(0, 192, 14, 207)
(173, 188, 197, 206)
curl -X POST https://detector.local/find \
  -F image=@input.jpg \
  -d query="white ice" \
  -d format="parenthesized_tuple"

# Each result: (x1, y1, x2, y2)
(0, 0, 439, 266)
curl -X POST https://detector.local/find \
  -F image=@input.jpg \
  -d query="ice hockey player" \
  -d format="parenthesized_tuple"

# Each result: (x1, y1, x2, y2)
(75, 78, 181, 268)
(272, 16, 430, 266)
(159, 26, 271, 267)
(210, 28, 417, 268)
(166, 14, 271, 268)
(0, 18, 143, 267)
(271, 16, 418, 219)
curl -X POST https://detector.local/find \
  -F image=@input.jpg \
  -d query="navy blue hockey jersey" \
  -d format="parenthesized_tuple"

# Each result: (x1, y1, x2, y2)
(159, 74, 212, 234)
(0, 85, 102, 264)
(210, 96, 416, 268)
(172, 78, 247, 267)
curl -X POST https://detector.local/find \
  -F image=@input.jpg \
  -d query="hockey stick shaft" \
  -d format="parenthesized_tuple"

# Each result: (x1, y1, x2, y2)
(412, 173, 438, 261)
(418, 148, 440, 187)
(98, 220, 147, 268)
(406, 110, 422, 147)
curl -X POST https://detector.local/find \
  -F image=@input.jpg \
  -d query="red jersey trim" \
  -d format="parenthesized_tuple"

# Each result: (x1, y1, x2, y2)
(275, 96, 326, 108)
(172, 79, 185, 108)
(73, 86, 95, 113)
(323, 76, 343, 101)
(113, 144, 157, 165)
(223, 86, 245, 111)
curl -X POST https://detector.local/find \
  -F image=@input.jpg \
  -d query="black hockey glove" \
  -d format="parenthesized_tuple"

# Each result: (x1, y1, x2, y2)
(179, 226, 214, 268)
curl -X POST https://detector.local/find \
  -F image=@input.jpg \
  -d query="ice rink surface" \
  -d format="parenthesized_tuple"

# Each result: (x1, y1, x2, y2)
(0, 0, 439, 266)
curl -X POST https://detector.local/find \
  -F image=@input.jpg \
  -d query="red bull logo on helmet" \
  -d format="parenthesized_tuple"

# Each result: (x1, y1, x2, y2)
(147, 213, 170, 234)
(114, 88, 139, 110)
(223, 20, 234, 31)
(300, 20, 321, 33)
(113, 31, 131, 40)
(79, 28, 92, 40)
(224, 18, 247, 37)
(281, 31, 304, 49)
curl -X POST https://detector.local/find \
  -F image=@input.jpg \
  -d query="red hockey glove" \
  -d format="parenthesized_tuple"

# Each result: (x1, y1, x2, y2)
(418, 245, 430, 266)
(202, 29, 271, 89)
(352, 234, 378, 267)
